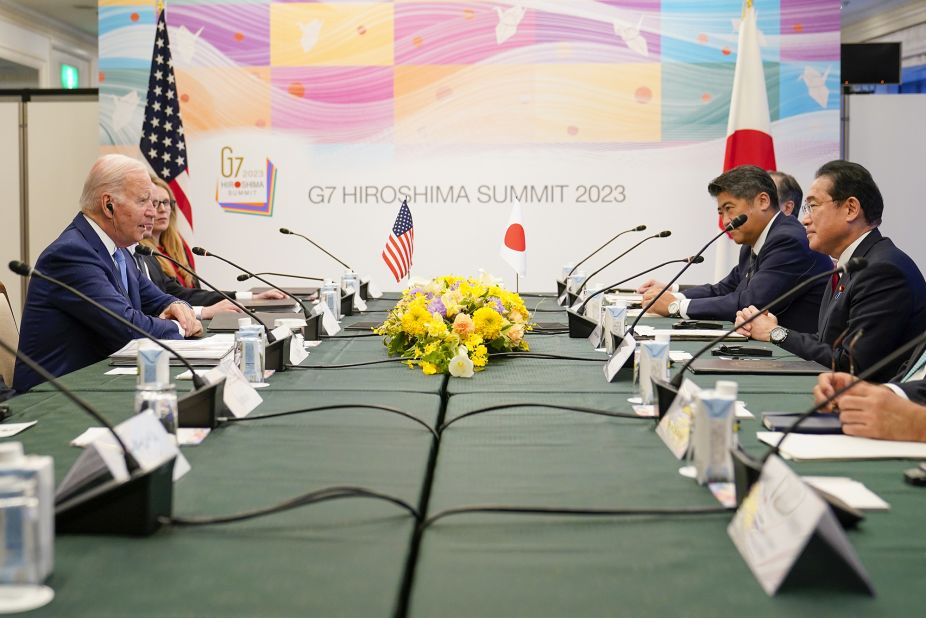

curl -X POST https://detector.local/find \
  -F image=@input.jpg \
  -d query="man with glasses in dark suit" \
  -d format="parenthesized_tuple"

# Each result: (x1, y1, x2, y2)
(738, 160, 926, 382)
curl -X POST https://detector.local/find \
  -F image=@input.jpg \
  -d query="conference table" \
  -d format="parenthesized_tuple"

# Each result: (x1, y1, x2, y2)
(4, 293, 924, 616)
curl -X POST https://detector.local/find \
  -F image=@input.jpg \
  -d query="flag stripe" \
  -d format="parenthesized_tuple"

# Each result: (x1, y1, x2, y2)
(389, 236, 408, 273)
(382, 250, 401, 282)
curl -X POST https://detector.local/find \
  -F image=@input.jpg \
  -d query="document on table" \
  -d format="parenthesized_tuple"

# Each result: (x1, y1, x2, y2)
(109, 334, 236, 362)
(801, 476, 890, 511)
(632, 326, 746, 341)
(758, 431, 926, 461)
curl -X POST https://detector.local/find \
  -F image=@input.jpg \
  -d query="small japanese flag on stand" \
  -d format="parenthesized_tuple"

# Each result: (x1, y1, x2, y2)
(500, 199, 527, 282)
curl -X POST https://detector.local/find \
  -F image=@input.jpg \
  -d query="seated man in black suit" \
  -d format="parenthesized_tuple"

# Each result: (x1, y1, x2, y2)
(770, 171, 801, 217)
(738, 160, 926, 382)
(639, 165, 832, 331)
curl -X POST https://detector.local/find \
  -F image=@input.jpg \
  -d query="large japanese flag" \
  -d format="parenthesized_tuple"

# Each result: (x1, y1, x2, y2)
(715, 0, 777, 280)
(500, 199, 527, 277)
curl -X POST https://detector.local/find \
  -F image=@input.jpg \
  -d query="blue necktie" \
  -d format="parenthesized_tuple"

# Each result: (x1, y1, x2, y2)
(113, 249, 129, 295)
(902, 348, 926, 382)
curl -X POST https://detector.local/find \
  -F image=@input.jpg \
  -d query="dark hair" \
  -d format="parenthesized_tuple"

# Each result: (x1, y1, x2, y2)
(769, 171, 802, 216)
(814, 160, 883, 224)
(707, 165, 779, 210)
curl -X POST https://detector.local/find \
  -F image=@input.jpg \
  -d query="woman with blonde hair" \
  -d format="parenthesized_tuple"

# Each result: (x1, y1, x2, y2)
(141, 176, 196, 287)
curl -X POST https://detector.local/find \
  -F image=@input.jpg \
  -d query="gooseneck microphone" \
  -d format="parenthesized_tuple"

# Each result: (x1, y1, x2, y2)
(191, 247, 311, 318)
(669, 257, 869, 388)
(9, 260, 207, 389)
(576, 231, 671, 295)
(627, 214, 747, 336)
(567, 224, 647, 277)
(279, 227, 351, 271)
(575, 256, 704, 315)
(134, 246, 277, 344)
(0, 335, 138, 471)
(236, 272, 324, 282)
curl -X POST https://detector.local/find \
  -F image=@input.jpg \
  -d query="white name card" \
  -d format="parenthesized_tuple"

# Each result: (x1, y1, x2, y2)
(603, 333, 635, 382)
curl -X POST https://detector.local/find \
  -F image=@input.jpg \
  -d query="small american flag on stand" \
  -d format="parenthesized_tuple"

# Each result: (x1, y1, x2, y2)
(140, 6, 195, 263)
(382, 199, 414, 282)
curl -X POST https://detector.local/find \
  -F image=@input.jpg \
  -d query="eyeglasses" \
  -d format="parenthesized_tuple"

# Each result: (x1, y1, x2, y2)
(152, 199, 176, 210)
(798, 198, 842, 220)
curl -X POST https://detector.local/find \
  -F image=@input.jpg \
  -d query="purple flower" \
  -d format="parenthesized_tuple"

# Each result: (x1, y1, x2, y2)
(488, 296, 504, 314)
(428, 298, 447, 317)
(409, 287, 424, 296)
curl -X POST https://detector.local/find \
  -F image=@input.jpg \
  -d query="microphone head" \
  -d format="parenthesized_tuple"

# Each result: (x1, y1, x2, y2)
(635, 225, 647, 231)
(191, 247, 208, 257)
(8, 260, 31, 276)
(279, 228, 291, 235)
(844, 257, 868, 273)
(134, 245, 153, 256)
(658, 230, 672, 238)
(727, 214, 748, 230)
(688, 255, 705, 264)
(236, 273, 251, 282)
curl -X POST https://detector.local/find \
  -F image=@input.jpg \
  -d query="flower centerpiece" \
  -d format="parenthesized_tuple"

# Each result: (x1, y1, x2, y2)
(374, 275, 533, 376)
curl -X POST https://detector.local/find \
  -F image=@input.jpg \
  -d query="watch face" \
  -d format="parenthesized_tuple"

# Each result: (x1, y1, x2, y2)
(771, 327, 786, 342)
(668, 301, 679, 315)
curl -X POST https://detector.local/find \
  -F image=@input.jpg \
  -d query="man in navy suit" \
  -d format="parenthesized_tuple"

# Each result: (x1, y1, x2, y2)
(13, 154, 201, 392)
(739, 160, 926, 382)
(639, 165, 832, 331)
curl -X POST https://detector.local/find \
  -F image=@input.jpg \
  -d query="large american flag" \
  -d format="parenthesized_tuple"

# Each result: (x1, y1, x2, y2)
(382, 199, 414, 282)
(140, 8, 194, 261)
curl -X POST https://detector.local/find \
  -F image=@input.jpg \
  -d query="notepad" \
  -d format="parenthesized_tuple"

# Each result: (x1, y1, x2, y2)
(757, 431, 926, 461)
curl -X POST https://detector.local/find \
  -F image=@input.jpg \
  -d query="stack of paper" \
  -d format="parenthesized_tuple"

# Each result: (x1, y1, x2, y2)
(758, 431, 926, 461)
(109, 334, 236, 366)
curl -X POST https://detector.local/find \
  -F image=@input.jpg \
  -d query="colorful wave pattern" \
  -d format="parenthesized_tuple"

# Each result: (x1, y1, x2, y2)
(98, 0, 840, 147)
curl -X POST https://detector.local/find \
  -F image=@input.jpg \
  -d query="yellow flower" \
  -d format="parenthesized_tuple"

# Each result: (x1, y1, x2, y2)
(426, 312, 448, 337)
(471, 344, 488, 367)
(464, 333, 484, 350)
(473, 306, 503, 340)
(401, 301, 430, 337)
(421, 361, 439, 375)
(441, 290, 462, 317)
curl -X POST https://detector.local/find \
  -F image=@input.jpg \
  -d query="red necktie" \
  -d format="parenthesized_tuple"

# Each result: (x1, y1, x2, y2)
(831, 273, 840, 292)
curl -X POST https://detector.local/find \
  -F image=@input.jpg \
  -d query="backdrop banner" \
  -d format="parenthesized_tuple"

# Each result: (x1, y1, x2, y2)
(99, 0, 839, 292)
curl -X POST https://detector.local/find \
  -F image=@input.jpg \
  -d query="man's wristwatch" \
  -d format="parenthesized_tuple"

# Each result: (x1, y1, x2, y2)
(769, 326, 789, 344)
(667, 300, 681, 318)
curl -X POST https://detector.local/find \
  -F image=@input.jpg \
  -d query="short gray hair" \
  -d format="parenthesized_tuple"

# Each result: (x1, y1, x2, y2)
(79, 154, 149, 214)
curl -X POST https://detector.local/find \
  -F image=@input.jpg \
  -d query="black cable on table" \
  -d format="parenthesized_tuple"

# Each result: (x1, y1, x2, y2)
(439, 402, 648, 433)
(488, 352, 602, 362)
(420, 504, 732, 530)
(219, 403, 438, 439)
(286, 358, 414, 369)
(162, 486, 420, 526)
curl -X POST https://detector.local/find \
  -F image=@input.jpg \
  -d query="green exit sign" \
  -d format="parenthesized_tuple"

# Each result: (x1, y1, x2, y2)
(60, 64, 79, 89)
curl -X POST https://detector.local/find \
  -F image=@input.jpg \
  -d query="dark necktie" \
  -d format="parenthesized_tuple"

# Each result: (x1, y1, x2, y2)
(745, 252, 758, 282)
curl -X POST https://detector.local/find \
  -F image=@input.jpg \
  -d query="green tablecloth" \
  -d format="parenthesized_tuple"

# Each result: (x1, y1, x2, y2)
(4, 298, 923, 616)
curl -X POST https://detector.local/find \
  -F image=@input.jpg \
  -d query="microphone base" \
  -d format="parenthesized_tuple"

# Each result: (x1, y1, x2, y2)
(731, 447, 763, 507)
(566, 291, 579, 307)
(266, 336, 292, 372)
(566, 309, 597, 339)
(359, 281, 369, 301)
(341, 291, 355, 317)
(652, 377, 680, 420)
(178, 378, 227, 429)
(556, 279, 567, 298)
(304, 313, 321, 342)
(56, 458, 175, 537)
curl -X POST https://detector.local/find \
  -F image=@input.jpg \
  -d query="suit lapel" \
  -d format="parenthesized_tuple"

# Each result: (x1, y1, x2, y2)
(818, 229, 883, 337)
(73, 215, 125, 295)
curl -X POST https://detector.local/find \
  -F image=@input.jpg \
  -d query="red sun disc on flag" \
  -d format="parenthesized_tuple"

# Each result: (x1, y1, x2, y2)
(504, 224, 526, 251)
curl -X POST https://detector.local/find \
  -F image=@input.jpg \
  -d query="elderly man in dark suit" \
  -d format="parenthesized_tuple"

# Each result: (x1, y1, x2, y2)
(639, 165, 832, 331)
(739, 160, 926, 382)
(13, 154, 201, 392)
